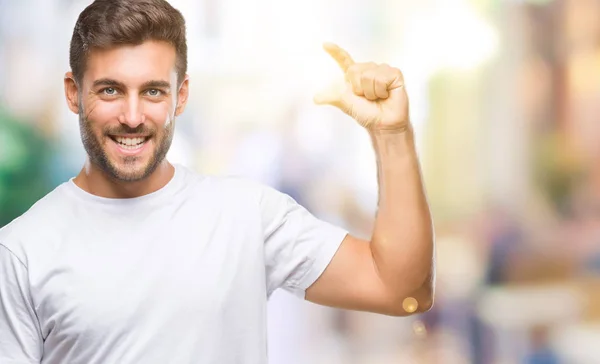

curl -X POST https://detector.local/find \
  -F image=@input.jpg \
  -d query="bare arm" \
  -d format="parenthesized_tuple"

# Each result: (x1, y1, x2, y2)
(305, 43, 434, 316)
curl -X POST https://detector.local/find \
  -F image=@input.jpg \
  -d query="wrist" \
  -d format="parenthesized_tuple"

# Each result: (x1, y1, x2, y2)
(369, 123, 415, 152)
(369, 122, 412, 136)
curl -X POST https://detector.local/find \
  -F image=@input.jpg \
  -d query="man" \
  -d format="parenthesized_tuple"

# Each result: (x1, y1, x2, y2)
(0, 0, 434, 363)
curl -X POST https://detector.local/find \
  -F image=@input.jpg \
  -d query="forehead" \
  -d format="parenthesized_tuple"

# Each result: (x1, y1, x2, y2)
(84, 40, 177, 86)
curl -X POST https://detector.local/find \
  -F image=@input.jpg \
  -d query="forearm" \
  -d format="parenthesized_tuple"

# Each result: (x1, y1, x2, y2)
(369, 125, 434, 303)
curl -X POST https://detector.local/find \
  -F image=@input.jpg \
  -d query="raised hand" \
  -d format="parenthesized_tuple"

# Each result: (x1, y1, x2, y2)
(314, 43, 410, 132)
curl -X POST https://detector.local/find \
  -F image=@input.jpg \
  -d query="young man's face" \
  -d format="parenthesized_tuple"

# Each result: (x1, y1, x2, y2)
(65, 40, 189, 182)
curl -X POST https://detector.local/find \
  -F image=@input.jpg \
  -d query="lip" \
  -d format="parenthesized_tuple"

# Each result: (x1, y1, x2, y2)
(109, 136, 151, 157)
(111, 134, 151, 138)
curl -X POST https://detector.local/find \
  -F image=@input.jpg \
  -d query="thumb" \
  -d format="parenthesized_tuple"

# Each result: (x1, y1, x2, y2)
(313, 90, 338, 105)
(313, 82, 348, 111)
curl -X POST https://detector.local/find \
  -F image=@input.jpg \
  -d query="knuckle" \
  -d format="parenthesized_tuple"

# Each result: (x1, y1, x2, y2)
(350, 74, 363, 87)
(353, 85, 364, 95)
(374, 77, 386, 87)
(360, 69, 376, 82)
(393, 67, 404, 78)
(378, 63, 401, 74)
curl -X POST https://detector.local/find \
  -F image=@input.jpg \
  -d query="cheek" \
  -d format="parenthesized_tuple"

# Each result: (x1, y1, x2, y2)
(85, 100, 122, 125)
(144, 102, 175, 127)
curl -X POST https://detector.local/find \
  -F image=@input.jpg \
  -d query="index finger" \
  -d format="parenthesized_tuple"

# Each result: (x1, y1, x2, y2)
(323, 42, 355, 73)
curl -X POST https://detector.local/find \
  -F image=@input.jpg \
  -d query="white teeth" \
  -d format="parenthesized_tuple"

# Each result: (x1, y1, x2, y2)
(115, 136, 146, 147)
(120, 143, 144, 150)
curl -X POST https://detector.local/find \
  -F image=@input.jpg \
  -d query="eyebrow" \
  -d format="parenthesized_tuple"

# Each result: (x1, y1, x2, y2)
(140, 80, 171, 90)
(92, 78, 125, 89)
(92, 78, 171, 90)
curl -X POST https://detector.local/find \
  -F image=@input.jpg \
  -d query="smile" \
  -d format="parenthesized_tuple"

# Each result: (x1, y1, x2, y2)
(114, 136, 146, 149)
(108, 135, 152, 154)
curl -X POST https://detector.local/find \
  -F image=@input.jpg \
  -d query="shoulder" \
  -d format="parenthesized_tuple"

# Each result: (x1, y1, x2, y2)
(183, 167, 295, 217)
(187, 168, 279, 204)
(0, 183, 72, 264)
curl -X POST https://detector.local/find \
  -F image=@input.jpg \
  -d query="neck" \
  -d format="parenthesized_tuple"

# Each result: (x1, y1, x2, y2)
(73, 159, 175, 199)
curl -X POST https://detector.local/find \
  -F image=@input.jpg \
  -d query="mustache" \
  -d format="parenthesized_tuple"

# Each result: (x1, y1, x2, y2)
(78, 109, 156, 137)
(103, 125, 155, 136)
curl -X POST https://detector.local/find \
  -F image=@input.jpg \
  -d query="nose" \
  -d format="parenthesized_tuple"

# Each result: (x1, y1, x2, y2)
(118, 94, 145, 127)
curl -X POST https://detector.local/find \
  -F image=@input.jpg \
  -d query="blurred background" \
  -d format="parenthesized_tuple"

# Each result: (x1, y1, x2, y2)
(1, 0, 600, 362)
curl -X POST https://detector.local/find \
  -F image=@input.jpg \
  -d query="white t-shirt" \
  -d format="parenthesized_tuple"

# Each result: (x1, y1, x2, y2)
(0, 164, 347, 364)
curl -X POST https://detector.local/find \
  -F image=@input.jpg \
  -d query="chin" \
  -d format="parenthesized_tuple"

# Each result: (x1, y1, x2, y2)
(106, 157, 157, 182)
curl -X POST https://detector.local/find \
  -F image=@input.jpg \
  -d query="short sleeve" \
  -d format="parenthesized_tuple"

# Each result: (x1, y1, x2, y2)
(0, 244, 43, 363)
(260, 186, 348, 299)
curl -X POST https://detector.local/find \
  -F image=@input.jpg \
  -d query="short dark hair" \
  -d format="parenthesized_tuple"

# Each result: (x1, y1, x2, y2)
(69, 0, 187, 85)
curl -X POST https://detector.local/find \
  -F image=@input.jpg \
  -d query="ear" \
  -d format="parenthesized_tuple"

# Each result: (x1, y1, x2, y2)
(64, 72, 80, 114)
(175, 75, 190, 117)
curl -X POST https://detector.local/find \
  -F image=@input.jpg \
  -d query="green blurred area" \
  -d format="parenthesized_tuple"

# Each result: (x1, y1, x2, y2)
(0, 108, 53, 227)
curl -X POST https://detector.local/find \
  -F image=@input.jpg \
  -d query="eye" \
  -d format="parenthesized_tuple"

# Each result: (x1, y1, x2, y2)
(102, 87, 117, 96)
(146, 89, 162, 97)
